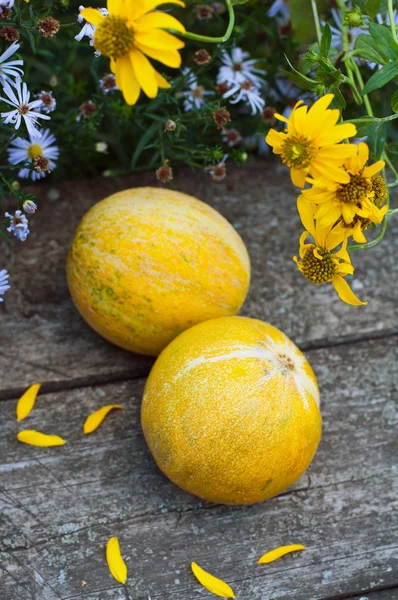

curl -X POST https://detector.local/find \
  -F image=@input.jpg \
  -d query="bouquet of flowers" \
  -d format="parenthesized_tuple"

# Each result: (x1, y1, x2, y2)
(0, 0, 397, 305)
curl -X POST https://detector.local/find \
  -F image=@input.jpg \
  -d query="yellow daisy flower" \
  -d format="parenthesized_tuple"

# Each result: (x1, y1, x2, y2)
(301, 142, 387, 234)
(294, 197, 367, 306)
(266, 94, 357, 188)
(81, 0, 186, 105)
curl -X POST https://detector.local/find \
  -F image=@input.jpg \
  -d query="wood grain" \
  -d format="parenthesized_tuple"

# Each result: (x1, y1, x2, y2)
(1, 337, 397, 600)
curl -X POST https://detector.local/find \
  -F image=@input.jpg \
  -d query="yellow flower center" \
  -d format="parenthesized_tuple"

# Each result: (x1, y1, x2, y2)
(94, 16, 134, 59)
(301, 245, 336, 284)
(371, 174, 387, 206)
(27, 144, 43, 159)
(336, 172, 372, 204)
(280, 134, 317, 170)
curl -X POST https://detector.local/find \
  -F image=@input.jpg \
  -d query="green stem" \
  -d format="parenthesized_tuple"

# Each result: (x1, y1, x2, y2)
(351, 61, 373, 116)
(310, 0, 322, 46)
(179, 0, 235, 43)
(387, 0, 398, 44)
(385, 154, 398, 184)
(336, 0, 363, 105)
(348, 210, 398, 251)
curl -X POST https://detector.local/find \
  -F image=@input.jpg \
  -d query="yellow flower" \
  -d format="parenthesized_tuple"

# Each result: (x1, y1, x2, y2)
(81, 0, 186, 105)
(294, 197, 367, 306)
(301, 143, 387, 239)
(266, 94, 357, 188)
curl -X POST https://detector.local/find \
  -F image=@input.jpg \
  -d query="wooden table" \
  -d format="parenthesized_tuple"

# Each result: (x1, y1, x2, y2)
(1, 160, 397, 600)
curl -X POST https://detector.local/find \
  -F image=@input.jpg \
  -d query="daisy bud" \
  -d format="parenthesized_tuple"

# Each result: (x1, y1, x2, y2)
(194, 49, 211, 66)
(212, 108, 231, 130)
(165, 119, 177, 132)
(0, 26, 20, 42)
(216, 82, 229, 96)
(23, 200, 38, 214)
(34, 156, 51, 173)
(156, 160, 173, 184)
(49, 75, 58, 87)
(262, 106, 276, 124)
(38, 17, 60, 38)
(234, 150, 248, 164)
(11, 181, 20, 191)
(345, 9, 364, 28)
(79, 101, 97, 119)
(196, 5, 214, 20)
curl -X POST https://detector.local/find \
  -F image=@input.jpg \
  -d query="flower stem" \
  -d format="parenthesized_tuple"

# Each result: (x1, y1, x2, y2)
(387, 0, 398, 44)
(351, 60, 373, 116)
(180, 0, 235, 43)
(310, 0, 322, 46)
(348, 210, 398, 251)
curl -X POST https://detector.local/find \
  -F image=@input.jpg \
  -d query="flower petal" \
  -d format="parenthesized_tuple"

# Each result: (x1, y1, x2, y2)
(16, 383, 41, 421)
(191, 562, 235, 599)
(81, 7, 105, 26)
(17, 430, 66, 447)
(258, 544, 306, 564)
(135, 11, 186, 34)
(332, 274, 367, 306)
(106, 537, 127, 584)
(84, 405, 123, 434)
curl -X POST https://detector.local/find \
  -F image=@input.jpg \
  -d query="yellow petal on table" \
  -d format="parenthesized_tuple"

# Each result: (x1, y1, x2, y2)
(16, 383, 41, 421)
(191, 562, 235, 599)
(258, 544, 306, 564)
(17, 430, 66, 447)
(106, 537, 127, 584)
(83, 404, 123, 434)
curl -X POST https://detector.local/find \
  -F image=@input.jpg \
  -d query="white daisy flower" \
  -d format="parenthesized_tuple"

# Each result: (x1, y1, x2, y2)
(0, 41, 23, 86)
(221, 128, 242, 147)
(0, 0, 15, 13)
(217, 47, 265, 88)
(5, 210, 29, 241)
(267, 0, 290, 19)
(36, 90, 56, 114)
(8, 129, 59, 181)
(99, 73, 118, 94)
(376, 9, 398, 27)
(75, 5, 109, 55)
(223, 80, 265, 115)
(0, 80, 50, 138)
(0, 269, 10, 301)
(181, 69, 214, 111)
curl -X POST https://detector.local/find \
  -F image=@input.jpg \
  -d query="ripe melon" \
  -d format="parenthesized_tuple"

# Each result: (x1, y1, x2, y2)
(67, 187, 250, 355)
(141, 316, 321, 505)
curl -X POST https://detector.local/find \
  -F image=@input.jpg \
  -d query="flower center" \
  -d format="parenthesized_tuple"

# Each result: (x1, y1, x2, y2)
(18, 104, 30, 115)
(281, 134, 316, 169)
(371, 174, 387, 206)
(27, 144, 43, 159)
(94, 15, 134, 59)
(301, 245, 336, 284)
(336, 172, 372, 204)
(232, 62, 242, 72)
(191, 86, 205, 99)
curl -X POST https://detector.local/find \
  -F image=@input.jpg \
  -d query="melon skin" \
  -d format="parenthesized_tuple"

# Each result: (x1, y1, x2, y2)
(67, 187, 250, 356)
(141, 316, 322, 505)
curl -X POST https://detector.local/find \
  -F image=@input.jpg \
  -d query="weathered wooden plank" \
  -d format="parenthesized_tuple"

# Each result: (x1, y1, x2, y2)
(1, 160, 397, 396)
(0, 337, 396, 599)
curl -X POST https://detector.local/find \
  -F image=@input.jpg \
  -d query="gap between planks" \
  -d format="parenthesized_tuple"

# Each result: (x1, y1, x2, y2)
(0, 326, 397, 403)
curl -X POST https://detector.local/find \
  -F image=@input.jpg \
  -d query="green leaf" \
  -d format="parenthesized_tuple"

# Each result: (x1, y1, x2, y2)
(369, 23, 398, 61)
(392, 89, 398, 113)
(130, 122, 158, 168)
(329, 86, 346, 110)
(280, 69, 317, 91)
(354, 34, 388, 65)
(229, 0, 249, 4)
(362, 62, 398, 95)
(353, 120, 381, 137)
(368, 121, 387, 160)
(25, 30, 36, 54)
(290, 0, 328, 44)
(284, 55, 318, 90)
(366, 0, 382, 19)
(320, 23, 332, 58)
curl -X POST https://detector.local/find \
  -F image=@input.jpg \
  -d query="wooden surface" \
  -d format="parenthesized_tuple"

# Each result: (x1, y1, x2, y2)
(1, 159, 397, 600)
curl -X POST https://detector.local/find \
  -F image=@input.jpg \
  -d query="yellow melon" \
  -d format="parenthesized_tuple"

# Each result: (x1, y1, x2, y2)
(67, 187, 250, 355)
(141, 316, 321, 505)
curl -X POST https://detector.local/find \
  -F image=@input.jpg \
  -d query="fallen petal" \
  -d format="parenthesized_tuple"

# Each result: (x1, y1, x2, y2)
(191, 562, 235, 599)
(258, 544, 306, 564)
(84, 405, 123, 434)
(16, 383, 41, 421)
(106, 537, 127, 584)
(17, 430, 66, 447)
